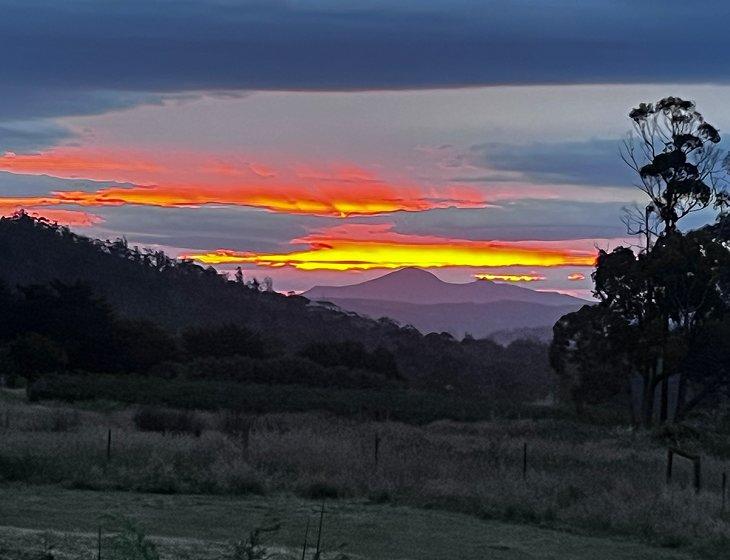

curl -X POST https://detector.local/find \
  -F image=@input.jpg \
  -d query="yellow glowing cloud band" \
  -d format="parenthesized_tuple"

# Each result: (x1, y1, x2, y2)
(567, 272, 586, 281)
(184, 225, 597, 271)
(474, 273, 546, 282)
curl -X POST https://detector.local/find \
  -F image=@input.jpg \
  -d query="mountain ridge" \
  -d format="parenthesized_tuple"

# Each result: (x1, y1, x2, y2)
(303, 267, 587, 338)
(304, 267, 587, 306)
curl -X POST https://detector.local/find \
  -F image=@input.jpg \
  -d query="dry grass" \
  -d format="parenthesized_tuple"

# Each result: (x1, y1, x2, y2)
(0, 397, 728, 556)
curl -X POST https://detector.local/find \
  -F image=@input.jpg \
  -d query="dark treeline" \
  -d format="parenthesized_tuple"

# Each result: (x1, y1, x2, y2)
(0, 280, 403, 391)
(0, 213, 553, 408)
(551, 97, 730, 427)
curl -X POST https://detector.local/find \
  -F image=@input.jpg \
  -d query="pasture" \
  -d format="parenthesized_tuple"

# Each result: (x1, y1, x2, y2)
(0, 390, 728, 558)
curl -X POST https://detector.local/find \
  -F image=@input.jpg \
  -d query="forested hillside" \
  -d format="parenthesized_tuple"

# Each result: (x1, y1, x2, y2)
(0, 213, 554, 401)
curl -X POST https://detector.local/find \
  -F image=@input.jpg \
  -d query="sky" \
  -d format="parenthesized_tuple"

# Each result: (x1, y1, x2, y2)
(1, 1, 729, 298)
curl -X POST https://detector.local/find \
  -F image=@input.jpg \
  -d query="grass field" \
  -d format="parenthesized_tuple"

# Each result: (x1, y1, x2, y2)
(0, 485, 695, 560)
(1, 390, 729, 558)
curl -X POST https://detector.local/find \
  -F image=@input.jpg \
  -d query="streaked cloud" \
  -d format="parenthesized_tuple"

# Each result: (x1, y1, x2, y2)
(475, 273, 546, 283)
(0, 206, 103, 227)
(567, 272, 586, 281)
(0, 149, 487, 217)
(466, 139, 635, 187)
(183, 223, 598, 271)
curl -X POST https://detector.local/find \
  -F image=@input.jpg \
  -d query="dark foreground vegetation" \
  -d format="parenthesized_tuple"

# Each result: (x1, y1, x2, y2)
(552, 98, 730, 427)
(0, 211, 554, 412)
(27, 374, 544, 424)
(1, 393, 729, 559)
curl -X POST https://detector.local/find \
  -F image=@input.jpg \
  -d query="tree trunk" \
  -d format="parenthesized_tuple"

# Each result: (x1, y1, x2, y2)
(628, 375, 638, 428)
(658, 354, 668, 424)
(674, 371, 688, 421)
(641, 372, 655, 428)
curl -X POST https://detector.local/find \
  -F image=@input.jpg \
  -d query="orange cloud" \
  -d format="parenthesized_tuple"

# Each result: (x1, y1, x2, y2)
(567, 272, 586, 281)
(0, 150, 162, 179)
(475, 273, 546, 282)
(183, 223, 597, 271)
(0, 149, 487, 217)
(27, 209, 104, 227)
(0, 204, 103, 227)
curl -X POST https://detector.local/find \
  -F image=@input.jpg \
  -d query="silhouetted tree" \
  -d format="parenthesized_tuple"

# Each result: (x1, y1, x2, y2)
(553, 98, 730, 426)
(1, 333, 68, 384)
(621, 97, 724, 238)
(113, 319, 179, 373)
(551, 305, 630, 416)
(300, 340, 400, 379)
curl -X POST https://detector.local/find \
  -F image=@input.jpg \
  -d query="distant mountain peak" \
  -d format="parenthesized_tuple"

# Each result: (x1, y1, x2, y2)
(303, 267, 587, 307)
(375, 267, 442, 282)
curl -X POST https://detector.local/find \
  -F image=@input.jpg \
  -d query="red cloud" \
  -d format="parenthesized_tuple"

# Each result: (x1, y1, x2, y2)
(0, 148, 487, 217)
(0, 204, 103, 227)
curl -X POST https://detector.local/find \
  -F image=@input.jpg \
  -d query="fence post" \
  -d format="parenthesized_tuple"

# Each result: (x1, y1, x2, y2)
(666, 448, 674, 485)
(693, 457, 701, 494)
(522, 442, 527, 480)
(97, 526, 102, 560)
(315, 501, 325, 557)
(374, 433, 381, 467)
(242, 418, 251, 459)
(722, 472, 727, 515)
(106, 429, 112, 462)
(300, 518, 310, 560)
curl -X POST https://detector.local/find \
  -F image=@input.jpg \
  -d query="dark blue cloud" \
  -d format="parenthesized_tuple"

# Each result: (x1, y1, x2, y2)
(1, 0, 729, 96)
(466, 139, 635, 187)
(0, 87, 170, 151)
(0, 87, 166, 122)
(0, 171, 132, 196)
(390, 202, 630, 241)
(91, 204, 329, 253)
(0, 123, 71, 152)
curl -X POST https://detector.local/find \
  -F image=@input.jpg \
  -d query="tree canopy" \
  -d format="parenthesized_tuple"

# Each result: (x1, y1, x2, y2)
(553, 97, 730, 426)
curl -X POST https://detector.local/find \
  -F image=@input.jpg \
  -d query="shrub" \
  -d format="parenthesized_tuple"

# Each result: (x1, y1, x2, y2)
(133, 406, 205, 436)
(28, 374, 495, 423)
(3, 333, 68, 382)
(299, 481, 342, 500)
(218, 410, 254, 438)
(181, 354, 397, 390)
(103, 516, 160, 560)
(48, 408, 81, 432)
(300, 340, 400, 379)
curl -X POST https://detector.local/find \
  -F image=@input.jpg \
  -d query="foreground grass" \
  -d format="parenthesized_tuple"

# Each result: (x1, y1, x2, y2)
(0, 485, 695, 560)
(1, 395, 729, 557)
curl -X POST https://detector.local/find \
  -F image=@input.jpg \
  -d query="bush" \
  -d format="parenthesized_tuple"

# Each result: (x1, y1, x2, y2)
(2, 333, 68, 382)
(103, 516, 160, 560)
(300, 340, 400, 379)
(133, 406, 205, 436)
(27, 373, 535, 424)
(299, 481, 342, 500)
(218, 410, 254, 438)
(177, 354, 398, 390)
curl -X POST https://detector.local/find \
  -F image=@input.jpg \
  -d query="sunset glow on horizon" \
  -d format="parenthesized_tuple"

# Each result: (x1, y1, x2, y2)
(183, 224, 597, 271)
(2, 1, 727, 295)
(475, 273, 547, 283)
